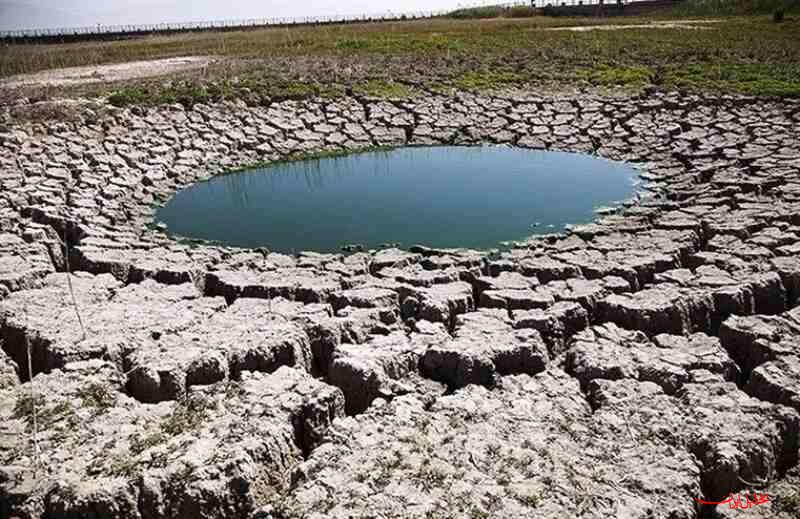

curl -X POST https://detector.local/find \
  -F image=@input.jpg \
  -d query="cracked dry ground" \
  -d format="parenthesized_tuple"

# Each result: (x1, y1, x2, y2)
(1, 88, 800, 518)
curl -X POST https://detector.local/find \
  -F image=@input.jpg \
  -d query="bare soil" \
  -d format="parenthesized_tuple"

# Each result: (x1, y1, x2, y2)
(0, 56, 214, 88)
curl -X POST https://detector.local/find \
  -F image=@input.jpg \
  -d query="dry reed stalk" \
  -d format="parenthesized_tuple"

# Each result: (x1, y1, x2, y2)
(61, 222, 87, 342)
(24, 303, 41, 476)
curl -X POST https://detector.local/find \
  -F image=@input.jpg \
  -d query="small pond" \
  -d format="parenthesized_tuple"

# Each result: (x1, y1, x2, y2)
(156, 146, 639, 252)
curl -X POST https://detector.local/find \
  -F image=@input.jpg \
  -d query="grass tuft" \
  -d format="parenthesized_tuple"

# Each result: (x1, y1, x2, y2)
(353, 79, 414, 99)
(160, 394, 216, 436)
(454, 70, 525, 91)
(13, 391, 76, 432)
(129, 431, 168, 456)
(77, 382, 117, 413)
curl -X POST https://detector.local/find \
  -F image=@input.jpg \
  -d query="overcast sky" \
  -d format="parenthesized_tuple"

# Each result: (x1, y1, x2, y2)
(0, 0, 489, 31)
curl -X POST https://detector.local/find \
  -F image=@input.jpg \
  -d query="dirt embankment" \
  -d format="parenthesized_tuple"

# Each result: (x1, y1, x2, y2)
(0, 56, 214, 88)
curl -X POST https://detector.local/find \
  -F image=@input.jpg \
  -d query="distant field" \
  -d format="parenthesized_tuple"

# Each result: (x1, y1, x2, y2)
(672, 0, 798, 15)
(448, 0, 800, 17)
(1, 8, 799, 106)
(448, 4, 538, 19)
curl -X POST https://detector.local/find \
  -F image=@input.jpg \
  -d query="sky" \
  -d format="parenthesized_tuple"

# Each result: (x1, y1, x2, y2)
(0, 0, 490, 31)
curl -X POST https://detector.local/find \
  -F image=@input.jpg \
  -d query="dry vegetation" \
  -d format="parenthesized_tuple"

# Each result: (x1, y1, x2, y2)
(1, 5, 799, 106)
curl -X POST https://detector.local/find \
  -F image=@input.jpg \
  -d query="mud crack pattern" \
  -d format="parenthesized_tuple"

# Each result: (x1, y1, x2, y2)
(1, 88, 800, 518)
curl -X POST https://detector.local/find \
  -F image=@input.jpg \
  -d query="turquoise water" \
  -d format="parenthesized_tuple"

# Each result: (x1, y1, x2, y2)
(156, 146, 638, 252)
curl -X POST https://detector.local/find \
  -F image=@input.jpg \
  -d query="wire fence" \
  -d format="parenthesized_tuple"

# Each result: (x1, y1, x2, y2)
(0, 0, 663, 41)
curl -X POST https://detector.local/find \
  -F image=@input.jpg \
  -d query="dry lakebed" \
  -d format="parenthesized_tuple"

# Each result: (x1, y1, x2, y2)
(0, 85, 799, 518)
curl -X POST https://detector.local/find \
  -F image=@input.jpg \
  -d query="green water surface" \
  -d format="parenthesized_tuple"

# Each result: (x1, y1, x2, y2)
(156, 146, 639, 252)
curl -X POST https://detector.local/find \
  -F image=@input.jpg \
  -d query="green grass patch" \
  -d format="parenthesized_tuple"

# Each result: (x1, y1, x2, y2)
(332, 33, 466, 53)
(107, 82, 231, 107)
(13, 391, 78, 431)
(575, 62, 800, 96)
(663, 63, 800, 96)
(335, 38, 371, 50)
(107, 79, 342, 108)
(107, 86, 151, 107)
(128, 431, 168, 456)
(353, 79, 414, 98)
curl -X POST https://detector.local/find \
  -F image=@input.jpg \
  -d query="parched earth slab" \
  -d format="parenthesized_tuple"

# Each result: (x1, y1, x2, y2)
(597, 285, 714, 336)
(566, 323, 739, 394)
(0, 361, 344, 519)
(538, 277, 612, 315)
(370, 248, 422, 272)
(512, 255, 583, 284)
(73, 244, 214, 289)
(334, 305, 401, 344)
(747, 356, 800, 413)
(277, 369, 701, 519)
(653, 266, 787, 326)
(124, 334, 229, 403)
(552, 249, 644, 290)
(404, 281, 475, 327)
(478, 287, 555, 312)
(589, 377, 800, 502)
(717, 307, 800, 413)
(719, 307, 800, 378)
(376, 264, 463, 288)
(771, 255, 800, 307)
(327, 323, 449, 415)
(588, 229, 700, 264)
(512, 301, 590, 355)
(0, 237, 55, 295)
(124, 297, 317, 403)
(0, 272, 121, 376)
(420, 309, 548, 389)
(205, 268, 343, 304)
(196, 298, 315, 379)
(127, 247, 222, 289)
(71, 244, 143, 283)
(0, 274, 226, 378)
(246, 296, 345, 376)
(416, 248, 485, 274)
(330, 286, 399, 312)
(472, 271, 540, 300)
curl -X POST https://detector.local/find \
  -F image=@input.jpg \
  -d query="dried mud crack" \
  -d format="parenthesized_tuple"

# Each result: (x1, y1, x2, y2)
(1, 87, 800, 518)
